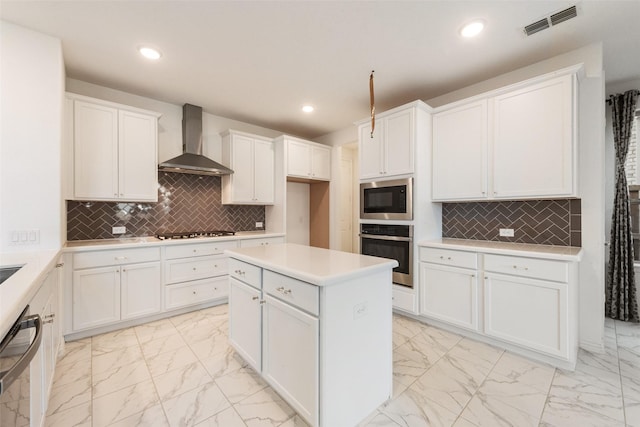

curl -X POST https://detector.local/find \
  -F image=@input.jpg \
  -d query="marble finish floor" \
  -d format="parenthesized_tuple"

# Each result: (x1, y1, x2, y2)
(45, 305, 640, 427)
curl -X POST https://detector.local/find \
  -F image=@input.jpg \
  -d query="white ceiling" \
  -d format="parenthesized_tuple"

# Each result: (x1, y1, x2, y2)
(1, 1, 639, 139)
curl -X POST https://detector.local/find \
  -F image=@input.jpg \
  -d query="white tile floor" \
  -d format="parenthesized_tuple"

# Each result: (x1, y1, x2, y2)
(45, 305, 640, 427)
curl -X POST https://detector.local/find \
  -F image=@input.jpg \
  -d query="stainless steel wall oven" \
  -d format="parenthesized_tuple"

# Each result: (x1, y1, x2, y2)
(360, 224, 413, 287)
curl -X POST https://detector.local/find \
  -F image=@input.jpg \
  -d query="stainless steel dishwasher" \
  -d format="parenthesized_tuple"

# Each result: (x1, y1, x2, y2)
(0, 305, 43, 427)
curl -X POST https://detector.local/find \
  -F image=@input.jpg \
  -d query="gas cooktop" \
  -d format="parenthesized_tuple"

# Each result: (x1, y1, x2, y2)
(155, 230, 236, 240)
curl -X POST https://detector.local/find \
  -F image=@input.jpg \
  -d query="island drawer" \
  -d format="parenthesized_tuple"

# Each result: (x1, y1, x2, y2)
(165, 240, 238, 259)
(239, 236, 285, 248)
(165, 276, 228, 310)
(419, 247, 477, 269)
(74, 247, 160, 269)
(263, 270, 319, 316)
(164, 254, 228, 284)
(229, 258, 262, 289)
(484, 254, 568, 283)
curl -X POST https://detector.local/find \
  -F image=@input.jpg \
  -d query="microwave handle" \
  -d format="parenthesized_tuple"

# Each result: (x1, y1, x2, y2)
(0, 313, 43, 395)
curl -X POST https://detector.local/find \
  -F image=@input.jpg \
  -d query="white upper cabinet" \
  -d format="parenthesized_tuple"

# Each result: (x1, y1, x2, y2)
(359, 107, 414, 180)
(69, 94, 160, 202)
(432, 100, 488, 200)
(432, 70, 578, 201)
(286, 137, 331, 181)
(221, 130, 275, 205)
(492, 75, 574, 199)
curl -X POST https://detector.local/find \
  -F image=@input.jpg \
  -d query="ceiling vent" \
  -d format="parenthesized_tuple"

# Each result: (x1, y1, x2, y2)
(523, 5, 578, 36)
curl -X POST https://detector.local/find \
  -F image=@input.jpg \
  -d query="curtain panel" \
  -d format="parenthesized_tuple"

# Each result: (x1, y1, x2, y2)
(607, 89, 640, 322)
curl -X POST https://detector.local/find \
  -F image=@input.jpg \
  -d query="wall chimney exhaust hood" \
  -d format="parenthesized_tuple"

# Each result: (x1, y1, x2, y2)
(158, 104, 234, 176)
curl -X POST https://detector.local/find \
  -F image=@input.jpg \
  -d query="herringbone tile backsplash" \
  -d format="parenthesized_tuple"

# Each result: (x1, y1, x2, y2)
(442, 199, 581, 246)
(67, 173, 265, 240)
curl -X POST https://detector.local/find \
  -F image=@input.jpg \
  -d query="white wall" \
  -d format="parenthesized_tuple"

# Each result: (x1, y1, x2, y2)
(0, 21, 65, 252)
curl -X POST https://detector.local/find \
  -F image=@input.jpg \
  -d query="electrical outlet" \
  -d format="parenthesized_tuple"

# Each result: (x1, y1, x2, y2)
(255, 221, 263, 228)
(112, 226, 126, 234)
(499, 228, 515, 237)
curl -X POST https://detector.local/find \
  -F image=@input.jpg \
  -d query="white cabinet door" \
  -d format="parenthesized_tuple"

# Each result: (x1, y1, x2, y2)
(254, 139, 275, 202)
(359, 120, 384, 179)
(73, 100, 119, 200)
(229, 277, 262, 372)
(432, 100, 488, 200)
(384, 108, 414, 177)
(484, 273, 567, 358)
(287, 140, 312, 178)
(420, 263, 479, 331)
(72, 266, 121, 330)
(263, 295, 319, 426)
(118, 110, 158, 201)
(121, 262, 161, 320)
(311, 145, 331, 180)
(492, 74, 574, 199)
(230, 133, 256, 203)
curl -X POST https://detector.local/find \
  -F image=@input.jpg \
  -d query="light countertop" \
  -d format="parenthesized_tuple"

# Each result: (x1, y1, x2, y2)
(419, 238, 583, 261)
(64, 231, 285, 252)
(226, 243, 398, 286)
(0, 250, 60, 338)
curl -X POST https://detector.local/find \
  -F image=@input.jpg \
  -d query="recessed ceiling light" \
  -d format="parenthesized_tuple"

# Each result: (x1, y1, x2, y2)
(139, 46, 162, 60)
(302, 105, 314, 113)
(460, 20, 485, 38)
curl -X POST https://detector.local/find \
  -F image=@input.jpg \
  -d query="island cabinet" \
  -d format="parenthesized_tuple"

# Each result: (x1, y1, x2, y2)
(227, 243, 396, 427)
(418, 241, 580, 369)
(66, 93, 161, 202)
(221, 130, 275, 205)
(432, 68, 579, 201)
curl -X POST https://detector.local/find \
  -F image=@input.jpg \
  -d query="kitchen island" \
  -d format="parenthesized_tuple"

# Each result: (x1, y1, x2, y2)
(226, 243, 398, 427)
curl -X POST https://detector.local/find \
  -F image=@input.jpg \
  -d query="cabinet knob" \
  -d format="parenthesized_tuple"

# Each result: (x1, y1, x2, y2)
(471, 274, 476, 278)
(192, 291, 196, 295)
(193, 267, 197, 271)
(193, 249, 197, 253)
(252, 296, 259, 300)
(276, 286, 285, 292)
(214, 265, 218, 268)
(55, 263, 64, 268)
(283, 289, 292, 295)
(120, 193, 124, 196)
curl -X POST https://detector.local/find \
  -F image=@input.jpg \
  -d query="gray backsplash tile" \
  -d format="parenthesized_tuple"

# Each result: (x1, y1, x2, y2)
(442, 199, 581, 247)
(67, 173, 265, 240)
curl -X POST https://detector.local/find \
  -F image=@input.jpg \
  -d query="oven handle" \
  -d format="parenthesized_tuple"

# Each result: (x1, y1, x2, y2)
(359, 234, 412, 242)
(0, 313, 43, 396)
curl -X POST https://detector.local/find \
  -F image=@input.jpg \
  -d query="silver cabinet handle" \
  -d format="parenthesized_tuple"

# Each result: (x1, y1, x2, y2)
(276, 286, 285, 292)
(55, 263, 64, 268)
(114, 256, 127, 260)
(252, 296, 259, 300)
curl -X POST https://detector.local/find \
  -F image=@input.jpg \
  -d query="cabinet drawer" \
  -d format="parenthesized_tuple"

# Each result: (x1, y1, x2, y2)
(419, 247, 477, 269)
(164, 255, 228, 284)
(484, 254, 568, 283)
(74, 247, 160, 269)
(392, 286, 416, 313)
(164, 276, 228, 310)
(263, 270, 319, 316)
(229, 258, 262, 289)
(239, 237, 285, 248)
(165, 240, 238, 259)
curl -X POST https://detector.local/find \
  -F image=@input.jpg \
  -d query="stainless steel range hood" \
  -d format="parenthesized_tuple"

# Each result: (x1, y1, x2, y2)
(158, 104, 234, 176)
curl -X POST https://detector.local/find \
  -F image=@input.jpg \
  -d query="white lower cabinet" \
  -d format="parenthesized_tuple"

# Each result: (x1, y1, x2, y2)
(420, 263, 479, 331)
(239, 236, 285, 248)
(229, 277, 262, 371)
(71, 248, 161, 332)
(418, 245, 578, 367)
(229, 260, 319, 426)
(263, 295, 319, 424)
(484, 273, 567, 357)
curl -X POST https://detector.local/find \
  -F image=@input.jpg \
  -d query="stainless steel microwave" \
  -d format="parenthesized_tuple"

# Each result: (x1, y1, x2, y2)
(360, 178, 413, 220)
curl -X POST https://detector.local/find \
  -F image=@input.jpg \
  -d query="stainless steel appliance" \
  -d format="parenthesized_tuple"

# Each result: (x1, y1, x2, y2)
(360, 224, 413, 287)
(156, 230, 236, 240)
(0, 306, 43, 427)
(360, 178, 413, 220)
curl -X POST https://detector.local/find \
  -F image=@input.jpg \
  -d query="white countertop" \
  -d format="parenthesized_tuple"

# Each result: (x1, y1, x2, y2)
(418, 238, 583, 261)
(226, 243, 398, 286)
(64, 231, 285, 252)
(0, 250, 60, 338)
